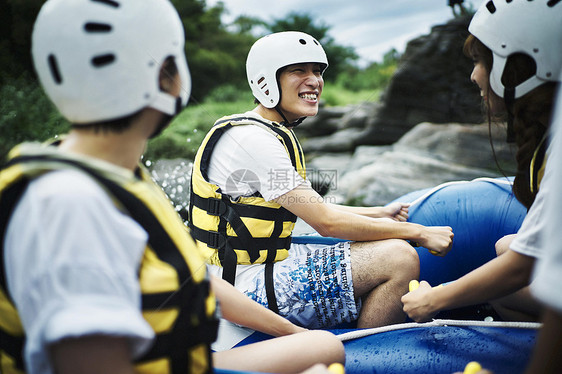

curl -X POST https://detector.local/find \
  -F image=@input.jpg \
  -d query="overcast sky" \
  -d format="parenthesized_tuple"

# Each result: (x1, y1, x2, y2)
(206, 0, 482, 66)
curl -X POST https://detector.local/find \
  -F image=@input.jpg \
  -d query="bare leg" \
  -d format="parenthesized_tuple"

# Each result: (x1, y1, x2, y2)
(213, 330, 344, 374)
(490, 286, 542, 321)
(350, 239, 419, 328)
(490, 234, 542, 321)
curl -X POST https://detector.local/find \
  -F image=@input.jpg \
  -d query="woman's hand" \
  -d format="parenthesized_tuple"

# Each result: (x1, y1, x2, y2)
(401, 280, 439, 322)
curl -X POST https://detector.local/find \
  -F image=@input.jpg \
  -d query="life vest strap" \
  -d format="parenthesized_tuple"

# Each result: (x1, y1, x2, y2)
(189, 226, 292, 258)
(0, 329, 25, 370)
(191, 193, 296, 222)
(135, 320, 219, 362)
(265, 263, 279, 314)
(0, 178, 30, 302)
(221, 242, 238, 286)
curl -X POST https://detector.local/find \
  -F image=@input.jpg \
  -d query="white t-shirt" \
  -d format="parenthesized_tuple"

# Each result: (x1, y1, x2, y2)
(4, 169, 154, 374)
(509, 161, 552, 259)
(532, 87, 562, 313)
(207, 111, 308, 201)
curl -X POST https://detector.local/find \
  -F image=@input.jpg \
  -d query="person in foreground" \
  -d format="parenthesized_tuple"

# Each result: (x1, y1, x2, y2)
(189, 31, 453, 331)
(402, 0, 562, 323)
(524, 79, 562, 373)
(0, 1, 344, 373)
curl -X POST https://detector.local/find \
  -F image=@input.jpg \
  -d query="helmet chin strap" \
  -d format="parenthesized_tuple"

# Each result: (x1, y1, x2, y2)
(503, 88, 516, 144)
(150, 97, 183, 139)
(274, 106, 305, 128)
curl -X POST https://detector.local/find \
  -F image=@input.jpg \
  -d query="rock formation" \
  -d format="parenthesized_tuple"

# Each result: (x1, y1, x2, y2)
(296, 15, 482, 153)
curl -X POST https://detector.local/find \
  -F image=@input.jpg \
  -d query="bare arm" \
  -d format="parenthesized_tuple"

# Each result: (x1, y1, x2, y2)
(274, 185, 453, 255)
(211, 275, 306, 337)
(326, 201, 410, 222)
(214, 330, 344, 374)
(51, 336, 134, 374)
(402, 249, 535, 322)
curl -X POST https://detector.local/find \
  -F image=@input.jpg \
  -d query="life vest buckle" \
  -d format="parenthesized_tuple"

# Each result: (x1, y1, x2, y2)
(208, 231, 227, 249)
(207, 197, 227, 216)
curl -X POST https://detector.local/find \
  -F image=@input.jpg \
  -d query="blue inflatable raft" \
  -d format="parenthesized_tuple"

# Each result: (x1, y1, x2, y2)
(221, 320, 539, 374)
(217, 178, 539, 374)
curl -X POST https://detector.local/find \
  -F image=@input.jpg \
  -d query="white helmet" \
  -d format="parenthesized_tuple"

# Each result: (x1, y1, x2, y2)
(246, 31, 328, 108)
(468, 0, 562, 99)
(32, 0, 191, 124)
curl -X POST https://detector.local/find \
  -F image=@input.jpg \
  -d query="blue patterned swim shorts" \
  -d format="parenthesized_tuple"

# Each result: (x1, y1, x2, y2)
(207, 241, 359, 329)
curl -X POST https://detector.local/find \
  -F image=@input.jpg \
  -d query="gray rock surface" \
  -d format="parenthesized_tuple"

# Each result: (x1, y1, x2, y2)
(310, 122, 516, 207)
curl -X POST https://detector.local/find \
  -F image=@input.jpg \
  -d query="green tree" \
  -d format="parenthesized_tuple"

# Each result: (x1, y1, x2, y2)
(0, 0, 248, 158)
(0, 0, 44, 83)
(0, 0, 67, 161)
(336, 48, 400, 91)
(232, 15, 267, 34)
(172, 0, 256, 101)
(0, 76, 69, 160)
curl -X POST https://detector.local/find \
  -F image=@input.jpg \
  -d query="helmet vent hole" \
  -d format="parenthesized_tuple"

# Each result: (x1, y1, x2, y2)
(257, 77, 265, 84)
(90, 0, 120, 8)
(486, 1, 496, 13)
(84, 22, 112, 33)
(47, 54, 63, 84)
(265, 90, 270, 96)
(92, 53, 116, 67)
(547, 0, 561, 7)
(313, 40, 319, 45)
(299, 39, 307, 45)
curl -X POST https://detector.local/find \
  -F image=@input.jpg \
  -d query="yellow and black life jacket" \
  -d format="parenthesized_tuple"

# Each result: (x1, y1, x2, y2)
(189, 115, 306, 312)
(0, 143, 218, 374)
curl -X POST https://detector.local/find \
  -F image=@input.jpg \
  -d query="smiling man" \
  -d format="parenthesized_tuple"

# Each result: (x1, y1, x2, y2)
(189, 31, 454, 330)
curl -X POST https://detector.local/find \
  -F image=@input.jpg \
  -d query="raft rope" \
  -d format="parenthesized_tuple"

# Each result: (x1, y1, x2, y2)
(336, 319, 541, 342)
(408, 177, 514, 208)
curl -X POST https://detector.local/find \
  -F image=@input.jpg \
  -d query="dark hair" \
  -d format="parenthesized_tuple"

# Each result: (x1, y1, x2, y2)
(159, 56, 179, 86)
(73, 56, 179, 134)
(510, 78, 557, 208)
(463, 35, 504, 122)
(464, 35, 559, 209)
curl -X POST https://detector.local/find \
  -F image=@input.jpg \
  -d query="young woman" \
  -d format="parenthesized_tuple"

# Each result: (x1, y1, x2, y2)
(526, 72, 562, 374)
(402, 0, 562, 322)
